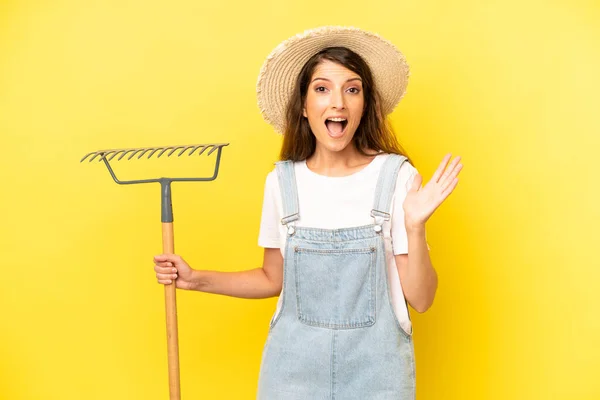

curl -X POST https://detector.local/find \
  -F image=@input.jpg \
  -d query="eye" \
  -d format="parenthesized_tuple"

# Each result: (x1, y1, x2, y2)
(347, 87, 361, 94)
(315, 86, 327, 92)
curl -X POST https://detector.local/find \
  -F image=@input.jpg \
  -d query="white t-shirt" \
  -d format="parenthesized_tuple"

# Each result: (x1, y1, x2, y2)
(258, 153, 420, 335)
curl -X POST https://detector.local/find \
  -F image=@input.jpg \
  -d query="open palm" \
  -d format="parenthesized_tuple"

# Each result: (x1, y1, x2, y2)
(403, 154, 463, 229)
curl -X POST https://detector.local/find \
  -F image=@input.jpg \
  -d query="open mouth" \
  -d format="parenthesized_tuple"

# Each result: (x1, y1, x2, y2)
(325, 118, 348, 138)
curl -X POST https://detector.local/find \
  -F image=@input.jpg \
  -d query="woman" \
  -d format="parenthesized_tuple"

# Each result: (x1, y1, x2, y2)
(154, 26, 462, 399)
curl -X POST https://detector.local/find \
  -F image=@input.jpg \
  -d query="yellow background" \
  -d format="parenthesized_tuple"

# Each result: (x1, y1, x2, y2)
(1, 0, 599, 399)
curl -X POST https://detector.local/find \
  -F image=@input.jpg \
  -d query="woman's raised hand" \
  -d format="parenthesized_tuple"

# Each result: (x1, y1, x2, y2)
(154, 254, 196, 290)
(403, 154, 463, 230)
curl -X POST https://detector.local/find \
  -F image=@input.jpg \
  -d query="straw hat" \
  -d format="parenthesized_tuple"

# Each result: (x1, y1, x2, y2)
(256, 26, 410, 134)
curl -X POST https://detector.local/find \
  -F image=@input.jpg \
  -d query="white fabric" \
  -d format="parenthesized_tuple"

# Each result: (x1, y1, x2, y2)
(258, 153, 424, 335)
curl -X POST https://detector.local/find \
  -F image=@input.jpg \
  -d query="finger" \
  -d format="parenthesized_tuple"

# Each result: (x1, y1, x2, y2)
(155, 261, 173, 268)
(154, 254, 181, 263)
(439, 157, 462, 187)
(441, 177, 459, 197)
(154, 265, 178, 274)
(154, 255, 170, 263)
(430, 154, 452, 183)
(157, 279, 173, 285)
(441, 162, 463, 188)
(156, 273, 178, 281)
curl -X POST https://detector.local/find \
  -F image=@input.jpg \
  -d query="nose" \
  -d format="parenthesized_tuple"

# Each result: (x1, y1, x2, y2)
(330, 88, 346, 110)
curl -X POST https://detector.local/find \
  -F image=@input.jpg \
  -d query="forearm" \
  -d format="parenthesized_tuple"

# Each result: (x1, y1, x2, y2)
(404, 225, 438, 313)
(190, 268, 281, 299)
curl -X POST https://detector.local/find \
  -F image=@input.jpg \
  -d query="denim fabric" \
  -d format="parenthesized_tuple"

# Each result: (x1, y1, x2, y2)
(257, 155, 415, 399)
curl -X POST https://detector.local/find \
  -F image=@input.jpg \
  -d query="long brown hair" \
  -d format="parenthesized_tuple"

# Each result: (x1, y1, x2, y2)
(279, 46, 413, 165)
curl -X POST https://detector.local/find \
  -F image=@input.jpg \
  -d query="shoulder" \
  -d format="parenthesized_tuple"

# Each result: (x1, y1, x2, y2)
(397, 157, 417, 178)
(264, 160, 303, 192)
(264, 167, 279, 192)
(395, 158, 418, 194)
(266, 159, 300, 184)
(373, 153, 417, 182)
(373, 153, 418, 193)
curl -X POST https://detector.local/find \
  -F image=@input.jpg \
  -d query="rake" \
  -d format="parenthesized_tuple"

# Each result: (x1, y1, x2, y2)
(81, 143, 229, 400)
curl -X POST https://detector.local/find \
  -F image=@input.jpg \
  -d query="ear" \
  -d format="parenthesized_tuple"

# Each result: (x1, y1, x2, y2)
(302, 106, 307, 118)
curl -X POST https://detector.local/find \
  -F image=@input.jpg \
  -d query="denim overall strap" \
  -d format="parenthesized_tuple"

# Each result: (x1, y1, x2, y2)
(275, 160, 300, 226)
(371, 154, 408, 224)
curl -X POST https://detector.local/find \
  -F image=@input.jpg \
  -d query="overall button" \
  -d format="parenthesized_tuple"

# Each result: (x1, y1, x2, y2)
(374, 225, 382, 233)
(287, 226, 296, 235)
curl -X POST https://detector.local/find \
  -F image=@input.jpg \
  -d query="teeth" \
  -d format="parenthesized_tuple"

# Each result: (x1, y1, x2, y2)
(327, 117, 346, 122)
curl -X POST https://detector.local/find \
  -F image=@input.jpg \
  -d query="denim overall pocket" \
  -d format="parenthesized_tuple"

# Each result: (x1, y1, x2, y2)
(293, 246, 377, 329)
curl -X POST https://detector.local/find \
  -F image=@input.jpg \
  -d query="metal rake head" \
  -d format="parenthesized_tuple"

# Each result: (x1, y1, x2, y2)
(81, 142, 229, 186)
(80, 143, 228, 163)
(81, 143, 229, 222)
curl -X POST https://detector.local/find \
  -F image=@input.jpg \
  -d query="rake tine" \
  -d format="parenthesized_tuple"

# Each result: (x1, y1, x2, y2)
(177, 145, 195, 157)
(127, 148, 146, 160)
(81, 152, 95, 162)
(137, 148, 153, 159)
(80, 152, 94, 162)
(107, 151, 122, 161)
(115, 150, 125, 161)
(108, 150, 121, 161)
(147, 148, 162, 159)
(187, 145, 198, 155)
(198, 146, 210, 156)
(188, 145, 204, 156)
(118, 149, 138, 161)
(157, 147, 172, 158)
(88, 152, 105, 162)
(168, 146, 185, 157)
(111, 150, 123, 161)
(207, 145, 220, 156)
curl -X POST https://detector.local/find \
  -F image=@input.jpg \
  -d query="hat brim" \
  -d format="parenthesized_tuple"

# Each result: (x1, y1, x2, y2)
(256, 26, 410, 134)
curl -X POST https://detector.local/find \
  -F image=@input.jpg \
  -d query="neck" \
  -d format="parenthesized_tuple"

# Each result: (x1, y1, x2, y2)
(306, 144, 376, 177)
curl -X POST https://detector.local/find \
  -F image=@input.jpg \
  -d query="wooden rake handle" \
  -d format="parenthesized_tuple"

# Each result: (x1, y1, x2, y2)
(162, 222, 180, 399)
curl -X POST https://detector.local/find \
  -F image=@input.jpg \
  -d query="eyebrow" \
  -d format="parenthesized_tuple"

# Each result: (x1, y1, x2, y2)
(310, 77, 363, 84)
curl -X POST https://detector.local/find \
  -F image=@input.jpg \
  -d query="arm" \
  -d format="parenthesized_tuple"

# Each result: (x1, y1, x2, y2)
(394, 225, 438, 313)
(153, 247, 283, 299)
(396, 153, 462, 313)
(154, 170, 286, 299)
(193, 248, 283, 298)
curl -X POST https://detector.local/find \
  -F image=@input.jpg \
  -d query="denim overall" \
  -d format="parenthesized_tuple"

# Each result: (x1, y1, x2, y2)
(257, 154, 416, 400)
